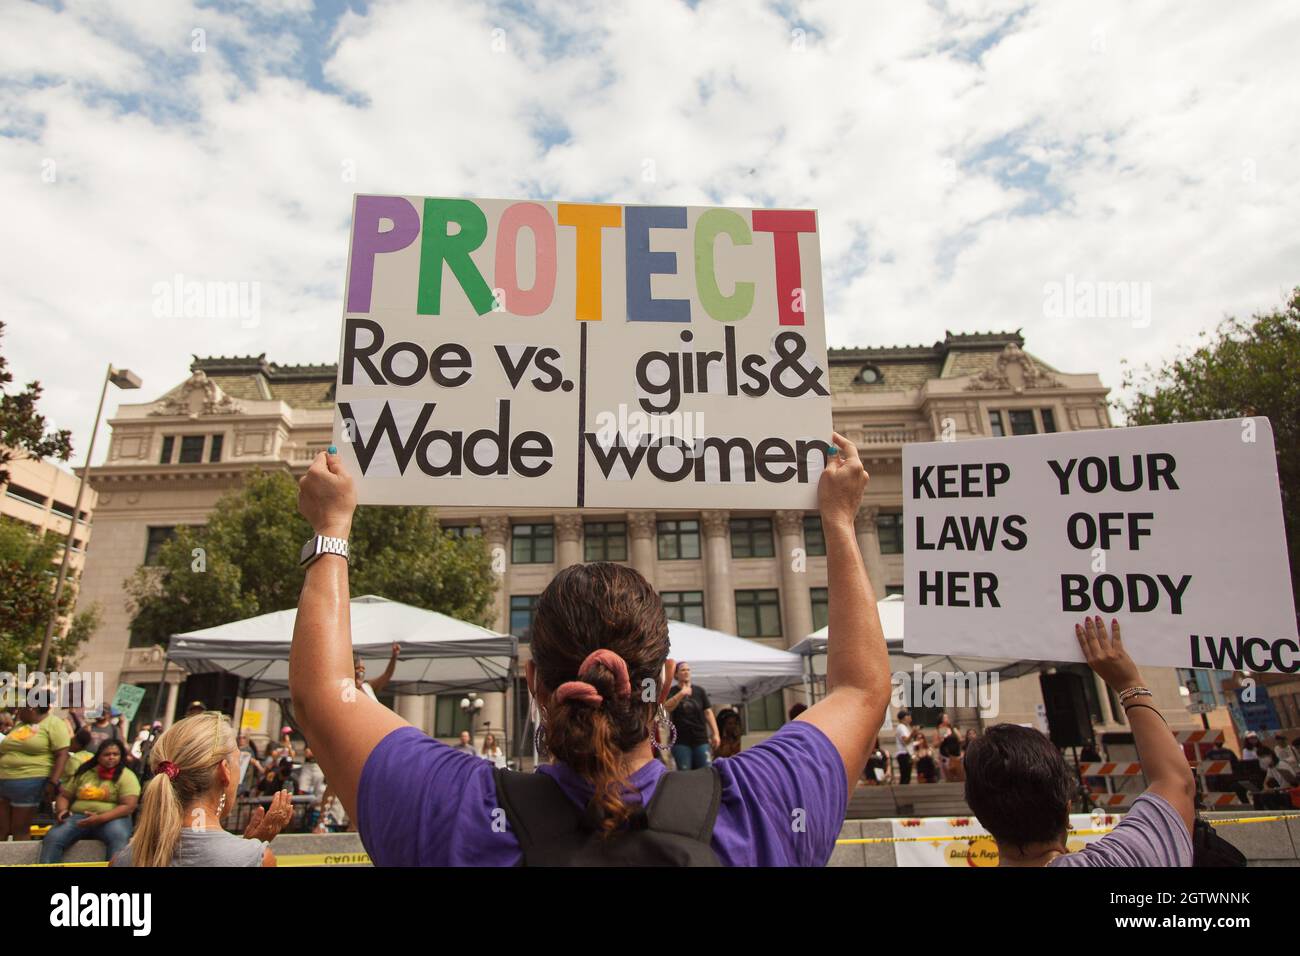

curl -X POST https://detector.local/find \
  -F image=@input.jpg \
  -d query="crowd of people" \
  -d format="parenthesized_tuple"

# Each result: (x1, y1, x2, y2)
(2, 434, 1293, 867)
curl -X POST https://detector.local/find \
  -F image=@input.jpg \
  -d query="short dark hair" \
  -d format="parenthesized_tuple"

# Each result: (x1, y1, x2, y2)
(964, 724, 1074, 849)
(896, 708, 910, 721)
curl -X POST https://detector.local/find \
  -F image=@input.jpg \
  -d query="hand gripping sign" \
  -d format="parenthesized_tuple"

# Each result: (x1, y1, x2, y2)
(903, 418, 1298, 673)
(333, 197, 833, 509)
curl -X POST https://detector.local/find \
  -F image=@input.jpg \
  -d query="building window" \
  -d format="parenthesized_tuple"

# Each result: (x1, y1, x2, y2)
(746, 691, 786, 732)
(730, 517, 774, 559)
(160, 436, 175, 464)
(209, 434, 224, 462)
(657, 519, 700, 560)
(810, 587, 828, 631)
(510, 594, 540, 639)
(877, 511, 903, 554)
(1041, 408, 1058, 433)
(443, 524, 483, 539)
(803, 515, 825, 556)
(511, 523, 554, 564)
(735, 589, 781, 638)
(854, 365, 882, 385)
(49, 500, 76, 520)
(4, 483, 46, 508)
(178, 435, 205, 464)
(1008, 409, 1037, 436)
(988, 411, 1004, 437)
(144, 526, 177, 565)
(434, 694, 473, 737)
(584, 521, 627, 562)
(661, 590, 705, 626)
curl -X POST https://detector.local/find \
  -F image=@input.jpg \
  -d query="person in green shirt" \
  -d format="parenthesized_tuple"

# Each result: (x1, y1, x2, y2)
(40, 738, 140, 863)
(61, 728, 95, 791)
(0, 705, 71, 841)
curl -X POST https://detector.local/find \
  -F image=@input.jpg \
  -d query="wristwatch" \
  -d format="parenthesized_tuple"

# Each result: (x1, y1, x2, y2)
(299, 535, 349, 568)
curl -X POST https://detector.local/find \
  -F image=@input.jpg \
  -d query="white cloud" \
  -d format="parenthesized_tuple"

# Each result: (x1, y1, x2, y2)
(1, 0, 1296, 463)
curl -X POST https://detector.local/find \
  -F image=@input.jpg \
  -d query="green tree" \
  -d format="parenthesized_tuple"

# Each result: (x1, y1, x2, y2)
(126, 470, 497, 645)
(0, 320, 73, 486)
(1121, 287, 1299, 607)
(0, 516, 99, 672)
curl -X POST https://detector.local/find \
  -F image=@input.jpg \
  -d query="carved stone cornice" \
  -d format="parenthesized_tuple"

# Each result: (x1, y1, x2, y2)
(149, 370, 244, 418)
(479, 514, 511, 542)
(700, 510, 730, 537)
(554, 513, 584, 542)
(774, 510, 806, 537)
(964, 343, 1062, 394)
(626, 510, 657, 539)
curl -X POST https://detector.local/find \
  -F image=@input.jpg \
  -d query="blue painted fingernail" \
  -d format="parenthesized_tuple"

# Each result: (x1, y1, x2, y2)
(327, 445, 337, 455)
(827, 444, 838, 455)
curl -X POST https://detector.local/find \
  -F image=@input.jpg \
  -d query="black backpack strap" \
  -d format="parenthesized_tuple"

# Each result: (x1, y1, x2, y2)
(493, 767, 585, 862)
(645, 767, 722, 843)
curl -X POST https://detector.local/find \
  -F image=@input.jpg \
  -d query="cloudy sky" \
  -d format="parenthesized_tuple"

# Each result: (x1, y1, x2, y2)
(3, 0, 1298, 465)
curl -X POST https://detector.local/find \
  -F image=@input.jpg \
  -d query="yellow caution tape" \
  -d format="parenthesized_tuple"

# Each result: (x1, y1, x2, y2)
(834, 814, 1297, 845)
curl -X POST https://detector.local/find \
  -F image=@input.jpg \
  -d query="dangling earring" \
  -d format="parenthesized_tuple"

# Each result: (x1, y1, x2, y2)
(217, 792, 226, 819)
(533, 705, 548, 757)
(650, 704, 677, 752)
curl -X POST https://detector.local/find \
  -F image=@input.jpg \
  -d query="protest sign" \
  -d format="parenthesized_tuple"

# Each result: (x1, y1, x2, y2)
(903, 418, 1297, 672)
(111, 683, 146, 722)
(890, 814, 1113, 867)
(333, 196, 832, 508)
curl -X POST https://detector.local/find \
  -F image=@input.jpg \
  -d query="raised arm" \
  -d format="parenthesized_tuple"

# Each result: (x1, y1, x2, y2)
(795, 432, 891, 792)
(367, 643, 401, 694)
(289, 451, 408, 822)
(1076, 616, 1195, 835)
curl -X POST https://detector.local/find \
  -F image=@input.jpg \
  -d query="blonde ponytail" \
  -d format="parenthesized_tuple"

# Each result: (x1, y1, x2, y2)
(126, 712, 237, 867)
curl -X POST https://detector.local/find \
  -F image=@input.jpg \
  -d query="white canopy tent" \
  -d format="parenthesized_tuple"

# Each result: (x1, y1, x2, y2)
(788, 595, 1046, 695)
(666, 619, 805, 705)
(167, 595, 517, 697)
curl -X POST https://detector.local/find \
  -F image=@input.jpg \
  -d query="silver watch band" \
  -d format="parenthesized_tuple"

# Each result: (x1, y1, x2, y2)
(300, 535, 349, 567)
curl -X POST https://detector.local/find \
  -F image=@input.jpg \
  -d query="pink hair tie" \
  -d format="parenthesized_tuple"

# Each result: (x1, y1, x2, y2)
(554, 681, 603, 706)
(578, 649, 632, 699)
(552, 650, 633, 707)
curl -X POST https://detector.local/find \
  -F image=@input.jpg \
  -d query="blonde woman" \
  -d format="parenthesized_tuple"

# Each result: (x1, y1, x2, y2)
(480, 732, 506, 769)
(112, 712, 292, 867)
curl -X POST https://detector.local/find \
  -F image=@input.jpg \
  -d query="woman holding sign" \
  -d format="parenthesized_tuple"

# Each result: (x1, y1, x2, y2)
(289, 433, 892, 865)
(963, 617, 1196, 867)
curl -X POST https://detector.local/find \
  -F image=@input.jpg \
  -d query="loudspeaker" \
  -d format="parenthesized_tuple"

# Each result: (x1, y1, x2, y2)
(1039, 672, 1091, 749)
(180, 672, 242, 718)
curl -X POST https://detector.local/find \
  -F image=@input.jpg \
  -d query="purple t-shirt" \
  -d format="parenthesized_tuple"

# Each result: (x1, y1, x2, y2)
(356, 719, 847, 866)
(1049, 792, 1192, 867)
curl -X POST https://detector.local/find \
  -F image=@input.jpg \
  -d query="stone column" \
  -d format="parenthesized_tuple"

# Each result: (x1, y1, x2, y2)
(555, 513, 584, 569)
(480, 514, 511, 633)
(854, 505, 887, 597)
(701, 510, 736, 634)
(627, 511, 657, 578)
(395, 694, 425, 732)
(776, 510, 813, 647)
(163, 679, 180, 730)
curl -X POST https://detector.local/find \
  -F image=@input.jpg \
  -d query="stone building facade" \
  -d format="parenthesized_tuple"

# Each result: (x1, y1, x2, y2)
(73, 332, 1202, 747)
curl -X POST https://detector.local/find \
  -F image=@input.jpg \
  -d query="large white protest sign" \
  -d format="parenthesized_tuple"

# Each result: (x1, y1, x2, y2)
(333, 196, 832, 508)
(903, 418, 1298, 673)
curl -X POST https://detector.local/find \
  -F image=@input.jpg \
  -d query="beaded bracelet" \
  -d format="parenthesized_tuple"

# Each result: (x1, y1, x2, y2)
(1117, 685, 1152, 703)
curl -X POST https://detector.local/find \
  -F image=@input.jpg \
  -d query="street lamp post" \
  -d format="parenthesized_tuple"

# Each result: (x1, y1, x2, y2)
(37, 364, 141, 674)
(460, 692, 485, 740)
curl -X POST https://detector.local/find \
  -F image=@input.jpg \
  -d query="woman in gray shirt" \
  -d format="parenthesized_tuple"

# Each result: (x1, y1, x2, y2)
(113, 712, 292, 867)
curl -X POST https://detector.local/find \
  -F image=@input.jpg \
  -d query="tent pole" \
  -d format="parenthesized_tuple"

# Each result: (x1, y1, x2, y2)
(150, 656, 172, 724)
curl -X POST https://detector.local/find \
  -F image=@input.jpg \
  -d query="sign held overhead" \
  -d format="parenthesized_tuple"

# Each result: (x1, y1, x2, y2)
(333, 196, 833, 509)
(904, 418, 1298, 673)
